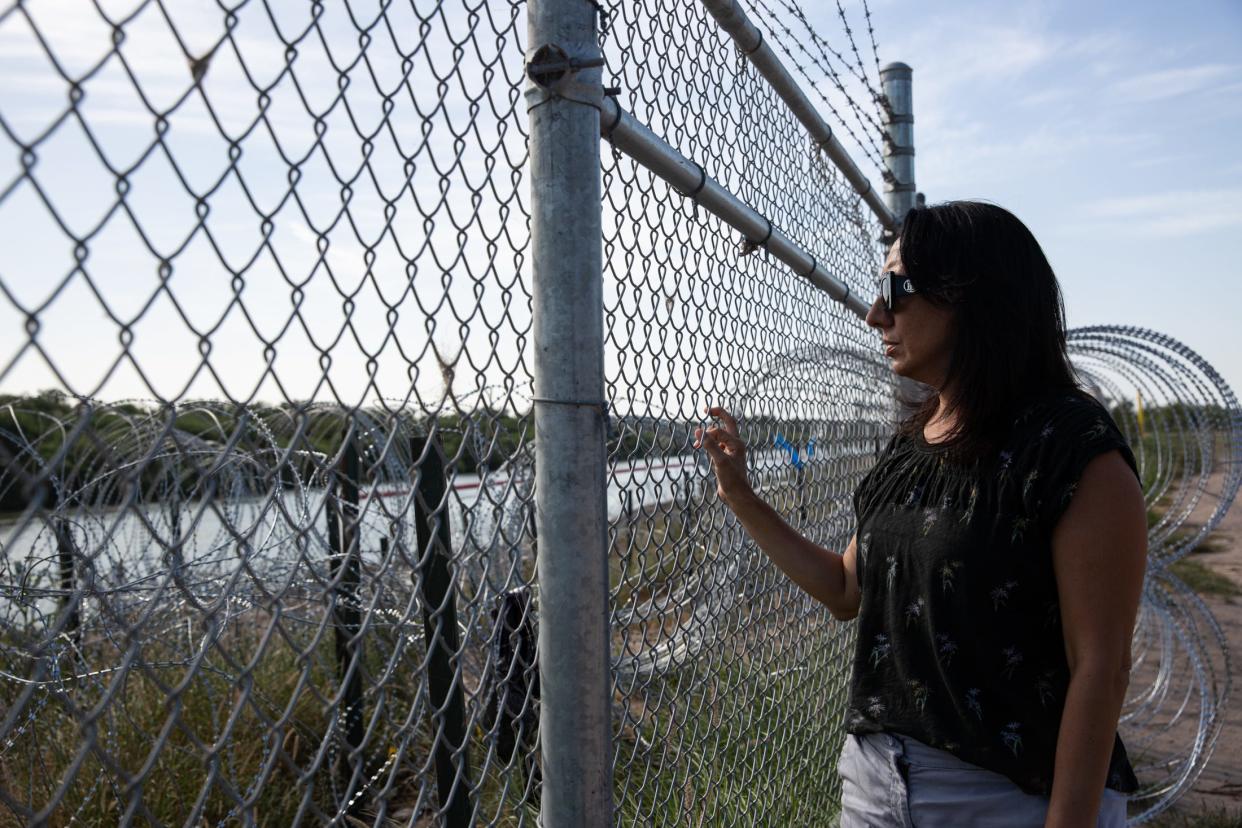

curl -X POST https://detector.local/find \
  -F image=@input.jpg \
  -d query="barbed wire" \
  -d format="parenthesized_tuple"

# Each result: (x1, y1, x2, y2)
(859, 0, 885, 98)
(831, 0, 885, 115)
(744, 0, 888, 169)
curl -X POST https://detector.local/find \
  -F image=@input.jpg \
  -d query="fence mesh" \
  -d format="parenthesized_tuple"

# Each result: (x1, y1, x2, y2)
(1, 0, 544, 823)
(0, 0, 1237, 826)
(597, 2, 890, 823)
(0, 0, 891, 822)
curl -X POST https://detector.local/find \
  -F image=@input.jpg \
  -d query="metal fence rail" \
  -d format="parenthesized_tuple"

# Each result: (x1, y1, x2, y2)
(0, 0, 1237, 826)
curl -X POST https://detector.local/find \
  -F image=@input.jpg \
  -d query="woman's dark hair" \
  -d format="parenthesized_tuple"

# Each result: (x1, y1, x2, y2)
(896, 200, 1079, 459)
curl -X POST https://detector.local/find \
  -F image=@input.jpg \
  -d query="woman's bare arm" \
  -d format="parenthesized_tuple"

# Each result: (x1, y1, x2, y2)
(1045, 450, 1147, 827)
(730, 491, 862, 619)
(695, 406, 862, 620)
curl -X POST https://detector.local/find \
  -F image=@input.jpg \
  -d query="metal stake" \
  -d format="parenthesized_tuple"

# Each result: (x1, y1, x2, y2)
(54, 518, 79, 642)
(412, 435, 474, 826)
(328, 441, 365, 804)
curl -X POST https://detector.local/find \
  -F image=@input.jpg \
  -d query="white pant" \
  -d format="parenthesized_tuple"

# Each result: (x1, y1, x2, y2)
(836, 732, 1128, 827)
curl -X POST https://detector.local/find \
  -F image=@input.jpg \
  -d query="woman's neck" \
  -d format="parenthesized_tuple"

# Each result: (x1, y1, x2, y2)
(924, 390, 960, 445)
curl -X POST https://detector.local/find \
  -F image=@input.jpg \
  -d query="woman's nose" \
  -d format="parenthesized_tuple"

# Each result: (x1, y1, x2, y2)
(865, 296, 892, 330)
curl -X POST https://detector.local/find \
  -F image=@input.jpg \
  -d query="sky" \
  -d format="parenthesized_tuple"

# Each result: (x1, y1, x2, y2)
(831, 0, 1242, 396)
(0, 0, 534, 407)
(0, 0, 1240, 409)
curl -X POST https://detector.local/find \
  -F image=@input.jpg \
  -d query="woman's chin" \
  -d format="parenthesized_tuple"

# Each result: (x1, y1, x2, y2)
(889, 360, 930, 386)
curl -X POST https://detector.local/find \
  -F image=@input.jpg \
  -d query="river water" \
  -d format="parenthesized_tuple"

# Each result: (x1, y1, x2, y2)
(2, 451, 799, 623)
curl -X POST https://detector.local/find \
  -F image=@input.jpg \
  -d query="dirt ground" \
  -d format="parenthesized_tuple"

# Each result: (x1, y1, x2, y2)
(1137, 466, 1242, 826)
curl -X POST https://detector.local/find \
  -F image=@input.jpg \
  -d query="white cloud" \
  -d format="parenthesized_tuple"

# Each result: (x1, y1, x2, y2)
(882, 17, 1125, 166)
(1126, 152, 1188, 170)
(1016, 86, 1073, 107)
(1113, 64, 1237, 103)
(1076, 189, 1242, 238)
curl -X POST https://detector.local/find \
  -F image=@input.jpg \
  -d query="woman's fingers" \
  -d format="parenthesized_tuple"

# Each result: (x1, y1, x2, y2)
(695, 425, 738, 455)
(701, 425, 744, 454)
(705, 405, 740, 437)
(695, 417, 753, 503)
(700, 433, 727, 462)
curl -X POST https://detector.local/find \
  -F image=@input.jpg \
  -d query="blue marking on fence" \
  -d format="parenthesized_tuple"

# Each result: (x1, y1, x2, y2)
(774, 433, 804, 470)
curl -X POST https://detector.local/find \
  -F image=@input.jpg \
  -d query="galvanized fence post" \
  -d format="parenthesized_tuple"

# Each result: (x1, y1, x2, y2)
(879, 62, 917, 228)
(525, 0, 611, 823)
(879, 61, 928, 408)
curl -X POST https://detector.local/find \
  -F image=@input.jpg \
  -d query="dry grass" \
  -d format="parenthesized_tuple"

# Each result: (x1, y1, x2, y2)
(2, 474, 848, 825)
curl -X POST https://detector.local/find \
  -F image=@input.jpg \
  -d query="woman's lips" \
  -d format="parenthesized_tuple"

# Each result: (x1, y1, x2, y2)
(884, 342, 899, 357)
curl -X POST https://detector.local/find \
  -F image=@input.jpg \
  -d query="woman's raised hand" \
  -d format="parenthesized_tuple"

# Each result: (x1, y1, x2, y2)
(693, 405, 754, 507)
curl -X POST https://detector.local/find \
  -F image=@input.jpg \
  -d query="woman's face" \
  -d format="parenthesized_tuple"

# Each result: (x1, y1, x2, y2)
(866, 240, 957, 390)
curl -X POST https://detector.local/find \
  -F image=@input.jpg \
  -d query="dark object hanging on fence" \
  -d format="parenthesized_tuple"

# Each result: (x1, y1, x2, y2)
(486, 586, 541, 802)
(411, 435, 474, 826)
(682, 475, 694, 531)
(797, 463, 808, 522)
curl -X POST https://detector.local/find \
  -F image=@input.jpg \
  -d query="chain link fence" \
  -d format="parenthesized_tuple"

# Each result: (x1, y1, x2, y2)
(0, 0, 1237, 826)
(2, 0, 545, 822)
(596, 1, 891, 822)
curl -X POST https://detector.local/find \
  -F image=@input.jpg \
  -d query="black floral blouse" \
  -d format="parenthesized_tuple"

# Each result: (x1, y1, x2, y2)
(845, 389, 1141, 796)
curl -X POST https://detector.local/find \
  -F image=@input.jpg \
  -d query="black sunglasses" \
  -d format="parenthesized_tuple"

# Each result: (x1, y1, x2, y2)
(876, 270, 917, 310)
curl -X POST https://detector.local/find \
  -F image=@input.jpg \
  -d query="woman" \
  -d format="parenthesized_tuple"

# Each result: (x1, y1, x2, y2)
(694, 202, 1146, 827)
